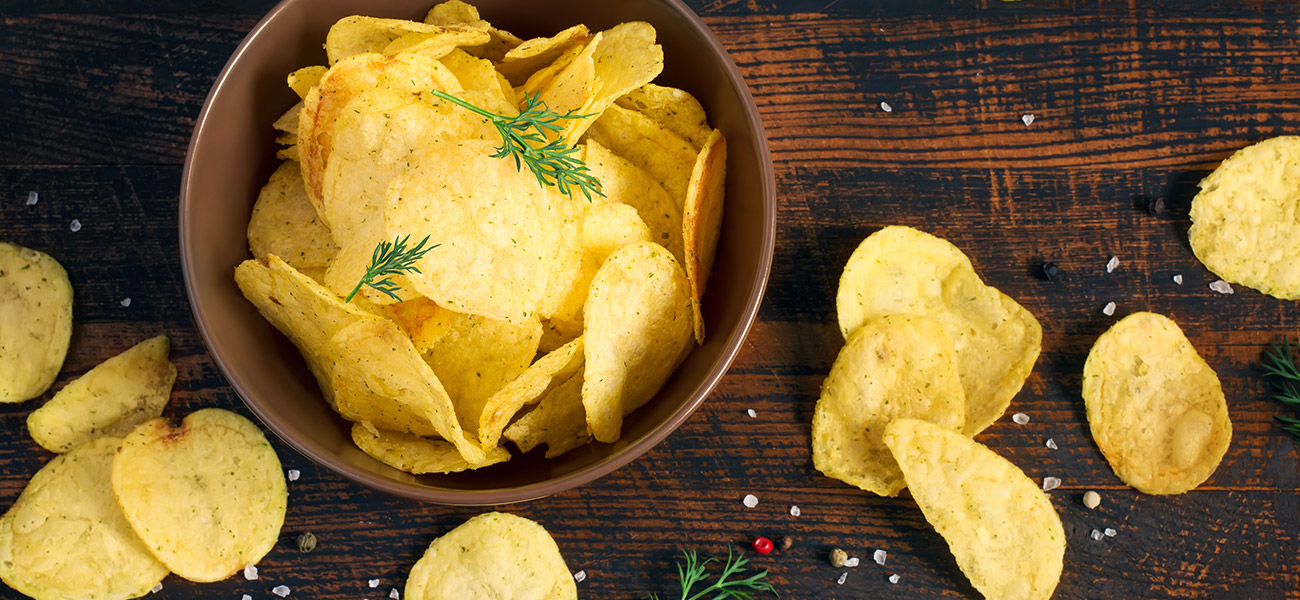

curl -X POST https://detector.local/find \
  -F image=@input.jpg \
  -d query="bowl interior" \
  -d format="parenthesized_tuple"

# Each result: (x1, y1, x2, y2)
(181, 0, 774, 504)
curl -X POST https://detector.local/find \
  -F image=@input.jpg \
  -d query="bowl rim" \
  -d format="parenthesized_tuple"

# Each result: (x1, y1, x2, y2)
(179, 0, 776, 504)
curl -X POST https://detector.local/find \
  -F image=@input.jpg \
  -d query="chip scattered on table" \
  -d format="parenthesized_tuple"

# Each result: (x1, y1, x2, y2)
(0, 241, 73, 403)
(404, 512, 576, 600)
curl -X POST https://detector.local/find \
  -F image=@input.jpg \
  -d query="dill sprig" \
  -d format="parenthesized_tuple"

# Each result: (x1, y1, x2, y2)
(1261, 337, 1300, 443)
(429, 90, 604, 200)
(648, 547, 778, 600)
(345, 234, 437, 303)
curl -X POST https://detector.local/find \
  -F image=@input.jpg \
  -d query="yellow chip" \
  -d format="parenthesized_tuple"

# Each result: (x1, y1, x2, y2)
(27, 335, 175, 454)
(582, 139, 682, 266)
(555, 202, 655, 327)
(682, 129, 726, 342)
(287, 65, 327, 100)
(247, 160, 337, 270)
(111, 409, 286, 583)
(519, 44, 585, 100)
(615, 83, 711, 150)
(582, 242, 694, 442)
(350, 424, 509, 474)
(0, 242, 72, 403)
(1189, 135, 1300, 299)
(884, 418, 1065, 600)
(504, 369, 590, 458)
(272, 101, 301, 135)
(496, 24, 591, 86)
(439, 48, 517, 114)
(423, 0, 522, 63)
(1083, 312, 1232, 494)
(812, 315, 965, 497)
(836, 226, 1042, 435)
(0, 437, 168, 600)
(584, 103, 697, 206)
(405, 512, 577, 600)
(479, 336, 585, 448)
(323, 16, 488, 65)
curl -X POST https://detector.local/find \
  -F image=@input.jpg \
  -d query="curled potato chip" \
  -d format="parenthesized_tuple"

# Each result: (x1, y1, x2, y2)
(584, 103, 697, 206)
(272, 102, 301, 136)
(111, 409, 286, 583)
(1083, 312, 1232, 494)
(1189, 135, 1300, 299)
(248, 160, 337, 270)
(583, 242, 694, 442)
(351, 424, 509, 474)
(324, 16, 488, 65)
(496, 24, 591, 86)
(440, 48, 517, 114)
(884, 418, 1065, 600)
(583, 139, 682, 265)
(682, 129, 727, 342)
(27, 335, 175, 454)
(616, 83, 711, 150)
(813, 315, 965, 496)
(519, 44, 585, 100)
(423, 0, 522, 62)
(479, 337, 584, 448)
(0, 242, 72, 403)
(405, 512, 577, 600)
(0, 436, 168, 600)
(836, 226, 1042, 435)
(287, 65, 327, 100)
(504, 370, 590, 458)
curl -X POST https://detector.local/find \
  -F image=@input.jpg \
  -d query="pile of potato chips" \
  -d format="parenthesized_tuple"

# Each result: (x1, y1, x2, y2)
(240, 0, 727, 474)
(405, 512, 577, 599)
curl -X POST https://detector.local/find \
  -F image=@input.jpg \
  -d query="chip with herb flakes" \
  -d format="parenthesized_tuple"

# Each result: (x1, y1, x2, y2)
(478, 337, 584, 448)
(423, 0, 522, 62)
(0, 242, 72, 404)
(405, 512, 577, 600)
(351, 423, 510, 475)
(247, 160, 337, 270)
(836, 226, 1042, 435)
(1083, 312, 1232, 495)
(884, 418, 1065, 600)
(812, 315, 965, 497)
(615, 83, 712, 150)
(582, 242, 694, 442)
(682, 129, 727, 342)
(323, 15, 488, 65)
(496, 24, 591, 85)
(111, 409, 286, 583)
(27, 335, 175, 454)
(504, 370, 590, 458)
(584, 103, 697, 206)
(582, 139, 682, 265)
(0, 436, 168, 600)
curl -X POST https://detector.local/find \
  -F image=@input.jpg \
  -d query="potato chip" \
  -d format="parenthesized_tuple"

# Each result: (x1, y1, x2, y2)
(287, 65, 327, 100)
(884, 418, 1065, 600)
(582, 139, 682, 265)
(584, 103, 697, 205)
(1083, 312, 1232, 494)
(405, 512, 577, 600)
(423, 0, 522, 63)
(479, 336, 584, 448)
(111, 409, 286, 583)
(682, 129, 726, 342)
(0, 436, 168, 600)
(583, 242, 694, 442)
(272, 102, 301, 136)
(351, 424, 509, 474)
(439, 48, 516, 114)
(27, 335, 175, 454)
(616, 83, 711, 150)
(504, 370, 590, 458)
(519, 44, 585, 100)
(324, 16, 488, 65)
(536, 22, 664, 146)
(496, 24, 591, 86)
(0, 242, 72, 403)
(247, 160, 337, 270)
(836, 226, 1042, 435)
(812, 315, 965, 497)
(1188, 135, 1300, 299)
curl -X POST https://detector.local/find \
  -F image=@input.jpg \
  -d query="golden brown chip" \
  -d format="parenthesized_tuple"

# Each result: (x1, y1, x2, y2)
(582, 242, 694, 442)
(0, 437, 168, 600)
(111, 409, 286, 583)
(247, 160, 337, 270)
(351, 424, 510, 474)
(884, 418, 1065, 600)
(616, 83, 711, 150)
(496, 24, 591, 86)
(0, 242, 72, 403)
(1083, 312, 1232, 494)
(812, 315, 965, 497)
(479, 336, 584, 448)
(503, 370, 590, 458)
(405, 512, 577, 600)
(324, 16, 488, 65)
(27, 335, 175, 454)
(682, 129, 726, 342)
(584, 103, 697, 206)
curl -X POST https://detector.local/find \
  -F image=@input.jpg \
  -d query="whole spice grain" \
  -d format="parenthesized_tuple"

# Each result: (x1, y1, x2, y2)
(830, 548, 848, 568)
(1082, 491, 1101, 509)
(779, 536, 794, 551)
(297, 532, 317, 553)
(1146, 196, 1166, 215)
(1037, 261, 1061, 281)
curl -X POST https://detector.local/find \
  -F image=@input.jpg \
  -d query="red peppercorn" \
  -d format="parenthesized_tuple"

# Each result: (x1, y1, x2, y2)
(752, 536, 774, 555)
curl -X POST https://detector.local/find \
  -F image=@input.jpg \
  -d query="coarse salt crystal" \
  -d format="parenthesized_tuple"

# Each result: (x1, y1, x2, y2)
(573, 570, 587, 583)
(369, 579, 380, 588)
(26, 191, 37, 206)
(880, 102, 892, 112)
(889, 574, 900, 584)
(844, 557, 860, 568)
(1106, 256, 1119, 273)
(272, 585, 291, 597)
(288, 469, 300, 481)
(1090, 529, 1103, 541)
(150, 582, 162, 594)
(1209, 280, 1234, 295)
(742, 494, 758, 508)
(836, 572, 848, 585)
(1022, 114, 1035, 126)
(242, 595, 253, 600)
(120, 298, 131, 307)
(1042, 477, 1061, 492)
(244, 565, 258, 580)
(789, 505, 801, 517)
(746, 409, 757, 418)
(1102, 302, 1117, 316)
(1104, 528, 1117, 537)
(873, 549, 887, 565)
(1173, 274, 1184, 285)
(70, 219, 81, 232)
(390, 588, 400, 599)
(1012, 413, 1030, 425)
(1045, 438, 1058, 450)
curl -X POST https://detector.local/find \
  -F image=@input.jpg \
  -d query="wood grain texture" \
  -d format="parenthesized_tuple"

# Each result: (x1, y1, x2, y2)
(3, 0, 1300, 598)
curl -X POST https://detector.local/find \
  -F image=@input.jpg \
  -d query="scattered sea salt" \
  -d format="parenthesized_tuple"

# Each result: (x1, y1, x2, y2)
(242, 595, 253, 600)
(288, 469, 300, 481)
(120, 298, 131, 307)
(1102, 302, 1117, 316)
(389, 588, 400, 600)
(746, 409, 757, 418)
(573, 570, 587, 583)
(844, 557, 860, 568)
(69, 219, 81, 232)
(1173, 274, 1184, 285)
(873, 549, 887, 565)
(1042, 476, 1061, 492)
(742, 494, 758, 508)
(1022, 114, 1035, 126)
(1045, 438, 1058, 451)
(1209, 280, 1234, 295)
(272, 585, 291, 597)
(880, 101, 892, 113)
(836, 572, 848, 585)
(1090, 529, 1104, 541)
(889, 574, 901, 584)
(1012, 413, 1030, 425)
(26, 191, 38, 206)
(1106, 256, 1119, 273)
(369, 579, 380, 588)
(1104, 527, 1117, 537)
(244, 565, 259, 580)
(789, 505, 801, 517)
(150, 582, 162, 594)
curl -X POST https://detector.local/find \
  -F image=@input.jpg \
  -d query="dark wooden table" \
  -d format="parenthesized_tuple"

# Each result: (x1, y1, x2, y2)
(3, 0, 1299, 598)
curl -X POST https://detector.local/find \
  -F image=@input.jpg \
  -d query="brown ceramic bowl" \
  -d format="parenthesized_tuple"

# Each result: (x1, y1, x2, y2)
(180, 0, 774, 504)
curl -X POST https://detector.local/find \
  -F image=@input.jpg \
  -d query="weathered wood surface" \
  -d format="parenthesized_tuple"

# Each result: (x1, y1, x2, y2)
(2, 1, 1299, 598)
